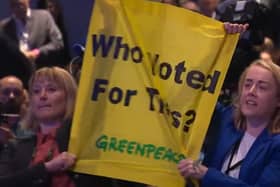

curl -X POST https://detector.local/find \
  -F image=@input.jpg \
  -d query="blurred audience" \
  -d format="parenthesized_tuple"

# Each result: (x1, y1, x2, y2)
(180, 0, 200, 12)
(0, 76, 29, 144)
(197, 0, 219, 18)
(216, 0, 266, 94)
(0, 0, 64, 69)
(37, 0, 70, 67)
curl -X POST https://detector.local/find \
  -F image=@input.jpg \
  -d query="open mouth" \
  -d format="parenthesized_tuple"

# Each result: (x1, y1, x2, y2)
(38, 105, 52, 109)
(246, 100, 257, 106)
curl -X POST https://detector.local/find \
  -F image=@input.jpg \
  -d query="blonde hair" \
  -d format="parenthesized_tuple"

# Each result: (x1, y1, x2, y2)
(233, 59, 280, 134)
(22, 67, 77, 130)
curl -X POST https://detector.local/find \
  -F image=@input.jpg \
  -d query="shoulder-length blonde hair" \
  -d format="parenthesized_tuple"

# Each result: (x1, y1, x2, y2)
(233, 59, 280, 134)
(22, 66, 77, 130)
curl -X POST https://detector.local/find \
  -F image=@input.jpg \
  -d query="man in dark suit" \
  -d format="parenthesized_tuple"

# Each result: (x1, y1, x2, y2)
(0, 28, 32, 88)
(0, 0, 64, 68)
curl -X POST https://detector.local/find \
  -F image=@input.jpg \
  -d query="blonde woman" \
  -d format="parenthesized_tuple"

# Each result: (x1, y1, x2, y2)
(1, 67, 147, 187)
(0, 67, 77, 187)
(178, 60, 280, 187)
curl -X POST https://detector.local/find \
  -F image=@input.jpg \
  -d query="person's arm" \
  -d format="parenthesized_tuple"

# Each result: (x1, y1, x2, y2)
(32, 11, 64, 58)
(178, 140, 280, 187)
(0, 163, 46, 187)
(0, 152, 76, 187)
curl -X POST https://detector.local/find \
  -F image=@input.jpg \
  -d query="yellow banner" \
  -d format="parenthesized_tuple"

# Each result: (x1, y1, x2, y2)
(68, 0, 239, 186)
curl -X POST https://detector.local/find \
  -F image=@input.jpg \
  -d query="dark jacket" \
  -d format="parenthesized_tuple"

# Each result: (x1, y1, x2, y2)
(0, 121, 145, 187)
(0, 29, 32, 88)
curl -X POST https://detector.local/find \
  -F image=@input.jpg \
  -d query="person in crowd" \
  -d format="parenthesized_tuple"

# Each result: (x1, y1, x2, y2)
(180, 0, 267, 104)
(0, 75, 29, 144)
(180, 0, 200, 12)
(0, 0, 64, 68)
(0, 67, 85, 187)
(255, 37, 280, 65)
(37, 0, 70, 67)
(178, 59, 280, 187)
(0, 66, 145, 187)
(217, 0, 267, 95)
(197, 0, 219, 18)
(161, 0, 248, 35)
(0, 76, 33, 177)
(0, 28, 32, 87)
(259, 50, 273, 63)
(0, 76, 27, 118)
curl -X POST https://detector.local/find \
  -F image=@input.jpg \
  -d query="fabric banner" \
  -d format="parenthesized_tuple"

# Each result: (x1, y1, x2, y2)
(68, 0, 239, 186)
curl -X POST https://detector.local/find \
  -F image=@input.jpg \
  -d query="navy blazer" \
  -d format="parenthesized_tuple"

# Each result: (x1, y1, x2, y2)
(202, 105, 280, 187)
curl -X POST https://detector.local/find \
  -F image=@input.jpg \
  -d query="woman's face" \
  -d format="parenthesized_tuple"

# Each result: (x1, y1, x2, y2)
(30, 77, 66, 123)
(240, 65, 280, 121)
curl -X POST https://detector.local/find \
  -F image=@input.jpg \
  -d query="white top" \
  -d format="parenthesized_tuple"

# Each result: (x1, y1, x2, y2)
(221, 132, 256, 178)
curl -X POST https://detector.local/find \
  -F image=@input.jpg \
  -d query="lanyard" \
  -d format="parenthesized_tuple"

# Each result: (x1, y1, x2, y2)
(225, 139, 243, 175)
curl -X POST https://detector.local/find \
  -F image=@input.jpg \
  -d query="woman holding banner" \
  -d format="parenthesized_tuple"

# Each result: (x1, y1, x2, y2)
(0, 67, 82, 187)
(0, 66, 146, 187)
(178, 59, 280, 187)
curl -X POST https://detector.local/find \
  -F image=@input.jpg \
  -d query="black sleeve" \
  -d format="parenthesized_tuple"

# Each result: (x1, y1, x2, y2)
(0, 163, 48, 187)
(0, 29, 33, 88)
